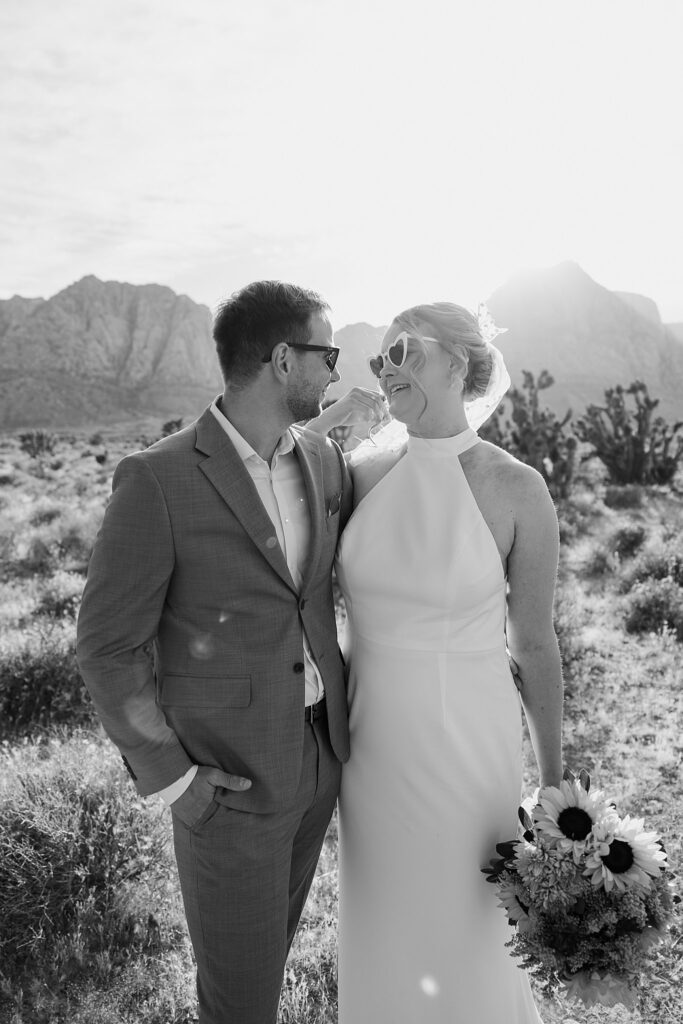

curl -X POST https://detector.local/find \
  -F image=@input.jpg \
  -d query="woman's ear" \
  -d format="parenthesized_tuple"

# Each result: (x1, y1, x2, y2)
(447, 359, 465, 392)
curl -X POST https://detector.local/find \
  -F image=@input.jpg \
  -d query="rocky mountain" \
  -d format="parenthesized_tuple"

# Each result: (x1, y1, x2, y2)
(0, 276, 221, 429)
(1, 266, 681, 430)
(485, 263, 683, 422)
(329, 262, 683, 423)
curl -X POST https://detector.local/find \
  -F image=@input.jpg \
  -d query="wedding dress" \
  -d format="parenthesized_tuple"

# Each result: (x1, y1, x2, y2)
(335, 427, 542, 1024)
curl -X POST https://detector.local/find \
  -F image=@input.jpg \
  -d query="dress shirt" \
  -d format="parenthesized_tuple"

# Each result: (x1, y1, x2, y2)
(157, 400, 324, 806)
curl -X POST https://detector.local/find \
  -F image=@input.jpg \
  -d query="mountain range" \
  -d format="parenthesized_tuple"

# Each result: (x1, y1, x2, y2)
(1, 263, 681, 430)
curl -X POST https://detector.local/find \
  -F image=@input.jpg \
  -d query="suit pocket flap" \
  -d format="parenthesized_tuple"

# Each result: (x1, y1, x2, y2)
(160, 675, 251, 708)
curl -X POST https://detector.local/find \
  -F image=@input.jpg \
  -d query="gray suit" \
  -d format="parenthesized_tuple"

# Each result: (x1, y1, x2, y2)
(77, 405, 353, 1021)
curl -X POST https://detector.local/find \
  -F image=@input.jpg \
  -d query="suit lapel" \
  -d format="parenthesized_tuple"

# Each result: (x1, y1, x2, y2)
(195, 409, 297, 592)
(292, 427, 325, 592)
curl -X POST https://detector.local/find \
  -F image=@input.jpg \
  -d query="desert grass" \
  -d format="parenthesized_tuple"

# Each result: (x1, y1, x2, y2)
(0, 432, 681, 1023)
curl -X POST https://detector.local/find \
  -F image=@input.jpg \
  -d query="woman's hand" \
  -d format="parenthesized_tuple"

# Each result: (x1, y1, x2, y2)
(307, 388, 388, 435)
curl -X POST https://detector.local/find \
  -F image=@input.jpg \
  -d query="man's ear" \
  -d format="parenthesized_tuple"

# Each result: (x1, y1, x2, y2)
(269, 342, 294, 383)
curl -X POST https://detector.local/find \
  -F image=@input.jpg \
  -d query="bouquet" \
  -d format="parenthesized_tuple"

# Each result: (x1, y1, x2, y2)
(483, 768, 678, 1009)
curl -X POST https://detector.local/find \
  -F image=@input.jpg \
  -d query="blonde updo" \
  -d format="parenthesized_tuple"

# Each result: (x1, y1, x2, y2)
(392, 302, 498, 400)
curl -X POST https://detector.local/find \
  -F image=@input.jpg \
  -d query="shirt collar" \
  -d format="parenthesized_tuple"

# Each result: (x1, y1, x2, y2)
(210, 398, 295, 463)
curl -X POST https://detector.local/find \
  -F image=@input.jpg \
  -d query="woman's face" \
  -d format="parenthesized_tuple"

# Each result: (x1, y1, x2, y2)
(375, 321, 457, 431)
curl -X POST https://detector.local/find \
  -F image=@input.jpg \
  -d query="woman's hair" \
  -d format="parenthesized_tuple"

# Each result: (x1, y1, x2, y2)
(392, 302, 494, 399)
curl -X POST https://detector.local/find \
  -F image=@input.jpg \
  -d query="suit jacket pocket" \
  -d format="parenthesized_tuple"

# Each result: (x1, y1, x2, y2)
(160, 674, 252, 708)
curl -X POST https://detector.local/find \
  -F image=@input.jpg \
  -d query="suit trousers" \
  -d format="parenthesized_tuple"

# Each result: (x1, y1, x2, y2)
(172, 713, 341, 1024)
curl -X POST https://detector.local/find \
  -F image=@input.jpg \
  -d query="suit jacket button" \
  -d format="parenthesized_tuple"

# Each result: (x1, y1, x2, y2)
(293, 662, 305, 673)
(266, 536, 278, 549)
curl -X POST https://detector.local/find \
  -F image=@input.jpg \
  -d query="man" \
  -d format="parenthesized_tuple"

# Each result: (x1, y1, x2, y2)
(77, 280, 354, 1023)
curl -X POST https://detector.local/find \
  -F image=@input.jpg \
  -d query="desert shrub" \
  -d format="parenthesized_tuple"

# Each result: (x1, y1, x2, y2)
(89, 432, 104, 446)
(18, 430, 58, 459)
(610, 524, 646, 559)
(0, 736, 173, 1003)
(580, 525, 647, 579)
(56, 518, 97, 566)
(30, 501, 62, 526)
(14, 534, 60, 575)
(0, 627, 95, 738)
(556, 491, 604, 544)
(576, 381, 683, 485)
(582, 544, 618, 578)
(624, 577, 683, 641)
(619, 549, 683, 593)
(161, 418, 184, 437)
(43, 949, 197, 1024)
(480, 369, 578, 500)
(603, 483, 644, 509)
(36, 569, 84, 619)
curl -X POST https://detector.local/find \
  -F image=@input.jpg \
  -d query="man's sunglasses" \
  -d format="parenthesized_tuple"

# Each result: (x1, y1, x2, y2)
(368, 331, 442, 378)
(262, 342, 340, 373)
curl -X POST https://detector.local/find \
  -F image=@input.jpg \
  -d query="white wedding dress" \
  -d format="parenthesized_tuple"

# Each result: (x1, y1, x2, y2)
(335, 428, 542, 1024)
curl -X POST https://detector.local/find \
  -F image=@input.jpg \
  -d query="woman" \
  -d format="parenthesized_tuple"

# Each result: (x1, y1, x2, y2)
(313, 302, 563, 1023)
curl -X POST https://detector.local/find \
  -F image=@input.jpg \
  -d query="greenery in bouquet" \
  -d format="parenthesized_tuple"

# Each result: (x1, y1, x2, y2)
(483, 768, 678, 1009)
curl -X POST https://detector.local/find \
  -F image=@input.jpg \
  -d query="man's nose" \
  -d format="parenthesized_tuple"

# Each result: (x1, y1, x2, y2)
(330, 365, 341, 384)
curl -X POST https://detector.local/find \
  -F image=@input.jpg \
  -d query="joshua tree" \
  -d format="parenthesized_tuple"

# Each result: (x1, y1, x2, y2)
(575, 381, 683, 486)
(480, 370, 578, 500)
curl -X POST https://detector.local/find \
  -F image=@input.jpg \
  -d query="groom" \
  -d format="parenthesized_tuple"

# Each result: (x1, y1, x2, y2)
(77, 280, 353, 1023)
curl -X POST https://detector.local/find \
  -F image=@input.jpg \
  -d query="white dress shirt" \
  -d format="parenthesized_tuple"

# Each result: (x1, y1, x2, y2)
(158, 400, 324, 805)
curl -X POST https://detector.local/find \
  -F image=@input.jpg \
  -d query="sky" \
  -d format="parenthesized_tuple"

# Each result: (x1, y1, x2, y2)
(1, 0, 682, 327)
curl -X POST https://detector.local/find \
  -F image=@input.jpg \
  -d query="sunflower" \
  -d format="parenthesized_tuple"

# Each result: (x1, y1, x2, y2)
(496, 880, 531, 932)
(533, 778, 615, 863)
(584, 815, 668, 893)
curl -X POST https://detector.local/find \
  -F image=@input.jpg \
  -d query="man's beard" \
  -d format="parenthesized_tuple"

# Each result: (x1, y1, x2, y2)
(285, 382, 324, 423)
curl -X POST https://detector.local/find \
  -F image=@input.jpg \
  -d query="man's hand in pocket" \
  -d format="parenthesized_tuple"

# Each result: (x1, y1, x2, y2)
(171, 765, 252, 828)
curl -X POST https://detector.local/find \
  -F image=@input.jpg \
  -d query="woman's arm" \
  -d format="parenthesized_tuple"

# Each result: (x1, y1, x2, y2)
(306, 387, 388, 437)
(505, 465, 564, 789)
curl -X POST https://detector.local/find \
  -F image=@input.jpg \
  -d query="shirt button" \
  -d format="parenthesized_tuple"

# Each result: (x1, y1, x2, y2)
(293, 662, 305, 674)
(266, 536, 278, 548)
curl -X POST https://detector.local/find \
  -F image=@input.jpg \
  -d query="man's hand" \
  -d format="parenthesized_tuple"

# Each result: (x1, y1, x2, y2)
(171, 765, 252, 829)
(307, 388, 388, 435)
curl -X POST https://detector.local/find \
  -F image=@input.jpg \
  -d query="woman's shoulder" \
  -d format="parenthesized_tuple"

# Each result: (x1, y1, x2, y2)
(348, 443, 406, 502)
(469, 440, 552, 504)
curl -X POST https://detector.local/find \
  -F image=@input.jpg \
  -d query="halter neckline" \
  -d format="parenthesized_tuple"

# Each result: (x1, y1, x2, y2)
(406, 426, 480, 459)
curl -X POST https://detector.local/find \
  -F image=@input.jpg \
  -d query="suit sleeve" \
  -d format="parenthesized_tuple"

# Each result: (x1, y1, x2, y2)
(76, 454, 193, 795)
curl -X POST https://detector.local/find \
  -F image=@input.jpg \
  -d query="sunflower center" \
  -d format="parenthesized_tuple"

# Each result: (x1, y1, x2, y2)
(556, 807, 593, 841)
(601, 839, 635, 874)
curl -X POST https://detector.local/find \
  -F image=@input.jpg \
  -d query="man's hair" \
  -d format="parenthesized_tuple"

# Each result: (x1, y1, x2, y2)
(213, 280, 330, 387)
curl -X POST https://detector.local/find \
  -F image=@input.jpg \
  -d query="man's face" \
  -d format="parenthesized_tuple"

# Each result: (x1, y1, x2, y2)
(285, 311, 340, 421)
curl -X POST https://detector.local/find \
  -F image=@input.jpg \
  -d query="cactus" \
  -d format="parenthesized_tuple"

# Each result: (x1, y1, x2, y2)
(18, 430, 58, 460)
(480, 370, 578, 499)
(575, 381, 683, 485)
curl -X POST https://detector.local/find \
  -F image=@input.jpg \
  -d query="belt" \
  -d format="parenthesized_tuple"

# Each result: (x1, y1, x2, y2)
(304, 697, 327, 723)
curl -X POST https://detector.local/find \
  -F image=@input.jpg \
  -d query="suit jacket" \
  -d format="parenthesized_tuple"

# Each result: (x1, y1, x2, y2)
(76, 407, 353, 813)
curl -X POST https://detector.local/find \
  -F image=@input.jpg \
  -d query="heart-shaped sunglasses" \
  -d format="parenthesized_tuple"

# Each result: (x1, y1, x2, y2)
(368, 330, 443, 378)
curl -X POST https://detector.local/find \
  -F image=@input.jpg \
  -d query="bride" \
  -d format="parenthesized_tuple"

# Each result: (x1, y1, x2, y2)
(311, 302, 564, 1023)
